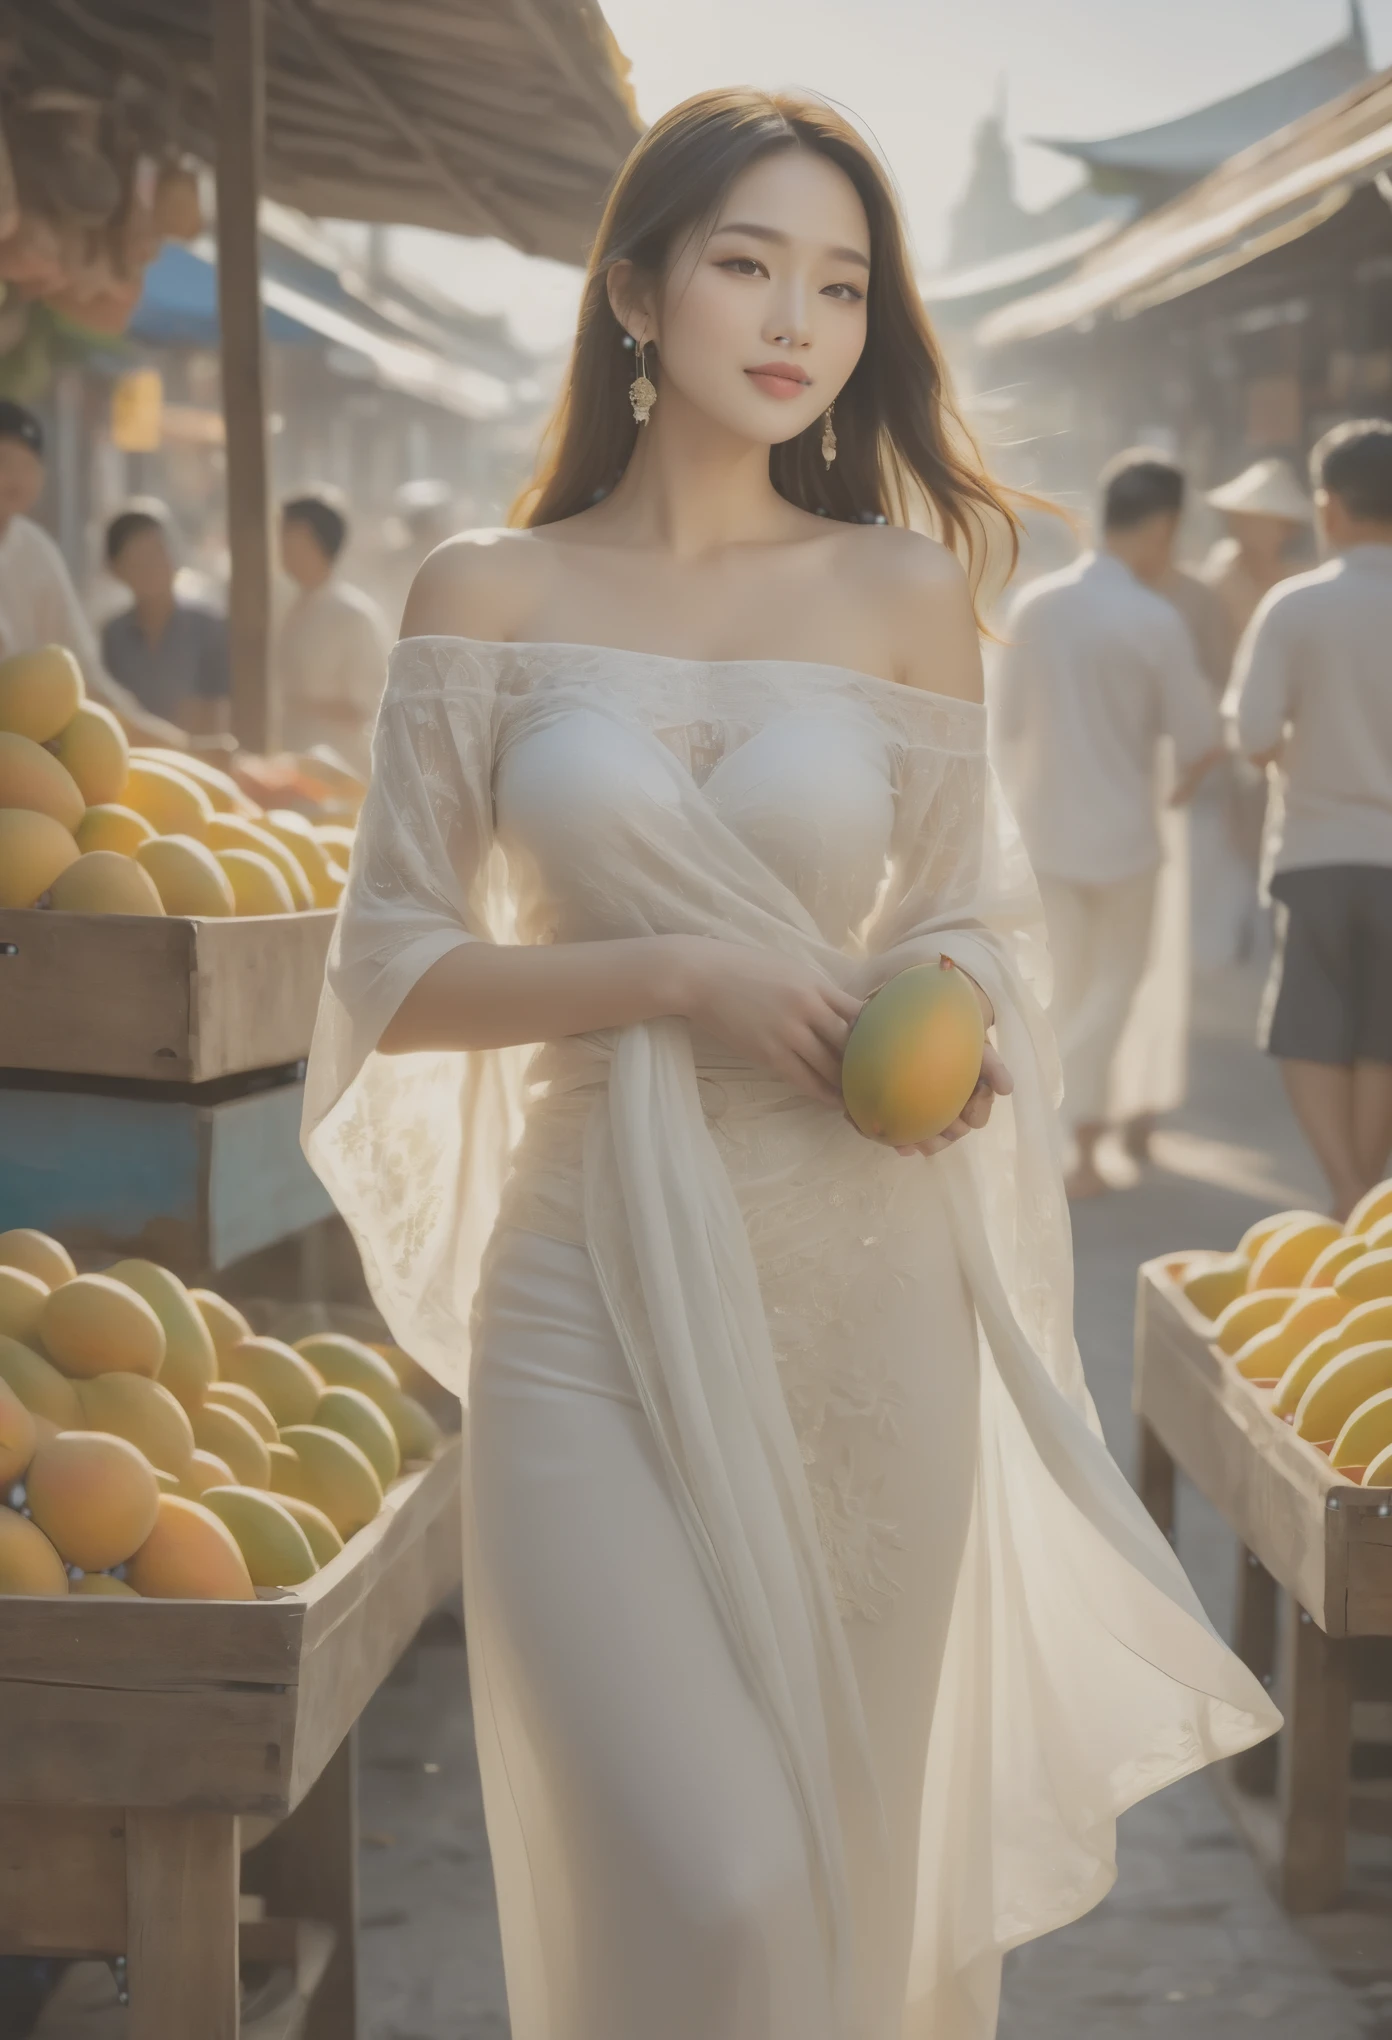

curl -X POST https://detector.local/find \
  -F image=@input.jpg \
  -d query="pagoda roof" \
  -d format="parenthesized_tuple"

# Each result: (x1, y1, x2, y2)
(1034, 6, 1370, 181)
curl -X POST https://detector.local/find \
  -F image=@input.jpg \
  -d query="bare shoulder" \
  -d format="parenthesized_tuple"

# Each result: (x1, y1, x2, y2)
(399, 527, 548, 644)
(850, 526, 983, 704)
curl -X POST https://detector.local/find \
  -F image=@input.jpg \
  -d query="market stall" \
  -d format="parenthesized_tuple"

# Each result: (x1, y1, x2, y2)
(1134, 1206, 1392, 1915)
(0, 6, 641, 2033)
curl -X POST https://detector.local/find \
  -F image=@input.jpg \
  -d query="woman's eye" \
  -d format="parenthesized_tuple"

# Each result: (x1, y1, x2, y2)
(719, 257, 765, 277)
(823, 282, 865, 302)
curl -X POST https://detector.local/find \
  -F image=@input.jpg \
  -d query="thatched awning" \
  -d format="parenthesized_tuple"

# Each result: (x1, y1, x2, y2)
(6, 0, 643, 263)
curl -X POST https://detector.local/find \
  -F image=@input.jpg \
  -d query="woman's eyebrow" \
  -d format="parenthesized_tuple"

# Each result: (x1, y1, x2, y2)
(710, 220, 870, 272)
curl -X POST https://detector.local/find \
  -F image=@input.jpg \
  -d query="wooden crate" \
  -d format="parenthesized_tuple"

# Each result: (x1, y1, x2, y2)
(0, 1075, 335, 1277)
(0, 909, 336, 1084)
(1135, 1259, 1392, 1913)
(0, 1441, 463, 2039)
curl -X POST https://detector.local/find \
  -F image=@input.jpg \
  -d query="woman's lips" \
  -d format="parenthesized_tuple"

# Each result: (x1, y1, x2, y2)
(744, 368, 810, 400)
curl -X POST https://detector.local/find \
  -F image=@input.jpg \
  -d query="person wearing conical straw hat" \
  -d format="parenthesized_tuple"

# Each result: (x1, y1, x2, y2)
(1195, 460, 1314, 972)
(1201, 457, 1313, 641)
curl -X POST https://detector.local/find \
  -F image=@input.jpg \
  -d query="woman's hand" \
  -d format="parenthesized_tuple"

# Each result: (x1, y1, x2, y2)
(665, 936, 862, 1109)
(891, 1042, 1014, 1159)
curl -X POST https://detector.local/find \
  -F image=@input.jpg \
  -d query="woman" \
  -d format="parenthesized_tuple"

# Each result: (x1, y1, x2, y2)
(304, 89, 1278, 2040)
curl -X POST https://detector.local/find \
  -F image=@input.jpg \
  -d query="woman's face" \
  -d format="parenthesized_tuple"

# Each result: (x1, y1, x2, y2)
(632, 147, 870, 450)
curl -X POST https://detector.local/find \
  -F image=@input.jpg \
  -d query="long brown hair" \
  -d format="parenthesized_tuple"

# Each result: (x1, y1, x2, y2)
(511, 87, 1024, 601)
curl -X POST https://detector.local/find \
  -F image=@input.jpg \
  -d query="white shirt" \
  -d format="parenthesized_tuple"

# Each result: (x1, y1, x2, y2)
(273, 578, 389, 778)
(992, 551, 1219, 884)
(1227, 544, 1392, 881)
(0, 513, 164, 730)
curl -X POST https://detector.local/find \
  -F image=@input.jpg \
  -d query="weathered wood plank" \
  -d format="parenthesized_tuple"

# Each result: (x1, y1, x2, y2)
(0, 1593, 299, 1692)
(0, 1806, 126, 1955)
(0, 910, 333, 1083)
(215, 0, 275, 755)
(1277, 1599, 1353, 1912)
(247, 1730, 359, 2038)
(0, 1681, 294, 1813)
(0, 1077, 335, 1276)
(127, 1809, 240, 2039)
(1232, 1549, 1280, 1795)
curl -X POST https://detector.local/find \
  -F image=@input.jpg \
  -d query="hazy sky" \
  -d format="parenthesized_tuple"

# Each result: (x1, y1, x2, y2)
(394, 0, 1392, 350)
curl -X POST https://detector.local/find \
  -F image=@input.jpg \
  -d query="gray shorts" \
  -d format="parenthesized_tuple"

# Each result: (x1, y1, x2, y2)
(1262, 864, 1392, 1066)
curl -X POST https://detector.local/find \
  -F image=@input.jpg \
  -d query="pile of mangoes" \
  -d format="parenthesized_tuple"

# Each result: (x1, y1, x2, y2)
(0, 645, 355, 916)
(0, 1227, 442, 1599)
(1176, 1180, 1392, 1485)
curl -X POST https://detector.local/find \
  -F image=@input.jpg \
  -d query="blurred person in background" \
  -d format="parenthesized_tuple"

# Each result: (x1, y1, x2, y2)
(1229, 421, 1392, 1219)
(101, 503, 230, 736)
(275, 490, 389, 779)
(994, 450, 1222, 1198)
(1202, 457, 1313, 640)
(0, 399, 186, 747)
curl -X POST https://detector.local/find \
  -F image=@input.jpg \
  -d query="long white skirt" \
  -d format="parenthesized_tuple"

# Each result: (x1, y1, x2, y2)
(466, 1220, 981, 2040)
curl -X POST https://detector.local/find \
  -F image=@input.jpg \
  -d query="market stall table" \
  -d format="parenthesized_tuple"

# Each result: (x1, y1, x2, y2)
(0, 1441, 462, 2039)
(1134, 1257, 1392, 1912)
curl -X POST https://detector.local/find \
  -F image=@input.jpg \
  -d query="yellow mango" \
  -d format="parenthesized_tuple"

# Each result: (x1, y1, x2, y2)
(174, 1448, 235, 1502)
(103, 1259, 216, 1412)
(1212, 1288, 1300, 1356)
(0, 807, 80, 906)
(1330, 1388, 1392, 1477)
(0, 731, 84, 831)
(1237, 1210, 1323, 1262)
(1250, 1217, 1343, 1290)
(1301, 1235, 1367, 1288)
(278, 1424, 382, 1538)
(134, 748, 259, 818)
(1232, 1288, 1348, 1381)
(1335, 1250, 1392, 1305)
(135, 834, 235, 917)
(840, 961, 985, 1147)
(201, 1485, 318, 1588)
(74, 804, 155, 857)
(190, 1401, 270, 1489)
(121, 758, 214, 836)
(0, 1506, 68, 1594)
(1345, 1181, 1392, 1237)
(0, 1266, 47, 1344)
(215, 847, 294, 915)
(70, 1572, 140, 1597)
(272, 1492, 343, 1566)
(51, 701, 129, 805)
(189, 1288, 252, 1357)
(78, 1372, 195, 1481)
(315, 1385, 400, 1487)
(204, 1381, 278, 1443)
(128, 1495, 254, 1600)
(223, 1338, 323, 1427)
(0, 1230, 74, 1289)
(0, 1376, 36, 1485)
(203, 815, 313, 908)
(0, 1335, 82, 1430)
(50, 851, 165, 917)
(1181, 1254, 1251, 1320)
(0, 646, 83, 743)
(1295, 1342, 1392, 1445)
(40, 1274, 165, 1380)
(261, 809, 340, 904)
(27, 1430, 161, 1569)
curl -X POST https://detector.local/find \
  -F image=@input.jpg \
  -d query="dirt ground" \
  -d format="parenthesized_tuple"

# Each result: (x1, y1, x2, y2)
(358, 963, 1392, 2039)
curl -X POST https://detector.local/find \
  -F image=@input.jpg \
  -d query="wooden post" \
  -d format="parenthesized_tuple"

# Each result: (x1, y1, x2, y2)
(1232, 1548, 1279, 1796)
(1136, 1418, 1176, 1539)
(247, 1727, 359, 2038)
(1277, 1597, 1352, 1913)
(126, 1809, 240, 2039)
(214, 0, 275, 754)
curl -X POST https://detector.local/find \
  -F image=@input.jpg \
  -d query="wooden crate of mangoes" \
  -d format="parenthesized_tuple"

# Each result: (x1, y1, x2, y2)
(0, 1226, 449, 1605)
(0, 645, 359, 1080)
(1137, 1183, 1392, 1637)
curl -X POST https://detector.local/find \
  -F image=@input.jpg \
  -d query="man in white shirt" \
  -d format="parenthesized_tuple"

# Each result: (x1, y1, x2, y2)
(1228, 420, 1392, 1218)
(274, 492, 389, 780)
(994, 451, 1221, 1198)
(0, 401, 185, 747)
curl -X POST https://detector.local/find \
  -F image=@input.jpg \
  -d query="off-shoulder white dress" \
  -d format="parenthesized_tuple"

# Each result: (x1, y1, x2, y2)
(302, 637, 1278, 2040)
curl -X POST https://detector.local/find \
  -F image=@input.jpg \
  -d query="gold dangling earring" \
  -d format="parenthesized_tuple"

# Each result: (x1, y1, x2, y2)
(821, 402, 837, 468)
(629, 338, 657, 425)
